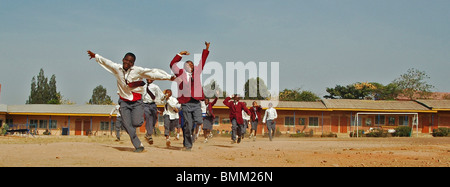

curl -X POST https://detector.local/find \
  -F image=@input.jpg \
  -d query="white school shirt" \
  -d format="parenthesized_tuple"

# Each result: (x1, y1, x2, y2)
(95, 54, 173, 101)
(162, 96, 181, 120)
(262, 107, 277, 123)
(109, 105, 121, 117)
(242, 110, 250, 121)
(143, 83, 164, 105)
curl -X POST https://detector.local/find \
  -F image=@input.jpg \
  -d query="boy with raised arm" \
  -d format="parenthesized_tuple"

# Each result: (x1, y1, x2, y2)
(87, 50, 175, 152)
(170, 42, 210, 151)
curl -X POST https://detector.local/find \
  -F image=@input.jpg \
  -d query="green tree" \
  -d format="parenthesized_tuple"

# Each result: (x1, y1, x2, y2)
(279, 88, 320, 101)
(244, 77, 270, 100)
(393, 68, 434, 100)
(324, 82, 399, 100)
(27, 68, 60, 104)
(324, 84, 366, 99)
(88, 85, 113, 105)
(203, 79, 226, 98)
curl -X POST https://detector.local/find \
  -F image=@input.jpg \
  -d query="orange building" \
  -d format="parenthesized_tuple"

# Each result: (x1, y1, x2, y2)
(1, 99, 450, 136)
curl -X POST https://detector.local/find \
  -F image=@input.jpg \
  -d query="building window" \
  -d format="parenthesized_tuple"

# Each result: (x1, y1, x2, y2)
(222, 118, 230, 124)
(39, 120, 48, 129)
(100, 121, 109, 130)
(30, 120, 38, 128)
(6, 119, 13, 125)
(298, 118, 306, 125)
(399, 116, 408, 126)
(375, 115, 385, 125)
(309, 117, 319, 127)
(285, 117, 295, 126)
(351, 117, 362, 126)
(365, 118, 372, 126)
(388, 117, 396, 125)
(49, 120, 57, 129)
(214, 117, 220, 126)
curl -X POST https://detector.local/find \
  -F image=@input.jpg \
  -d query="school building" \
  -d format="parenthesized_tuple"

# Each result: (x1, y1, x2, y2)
(1, 99, 450, 136)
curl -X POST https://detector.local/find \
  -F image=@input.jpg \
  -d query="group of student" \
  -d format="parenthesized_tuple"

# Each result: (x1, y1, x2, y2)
(88, 42, 278, 153)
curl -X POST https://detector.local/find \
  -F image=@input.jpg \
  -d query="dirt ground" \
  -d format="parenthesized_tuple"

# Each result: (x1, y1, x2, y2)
(0, 134, 449, 167)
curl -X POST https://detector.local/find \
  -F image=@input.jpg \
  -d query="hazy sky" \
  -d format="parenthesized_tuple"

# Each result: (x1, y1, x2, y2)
(1, 0, 449, 105)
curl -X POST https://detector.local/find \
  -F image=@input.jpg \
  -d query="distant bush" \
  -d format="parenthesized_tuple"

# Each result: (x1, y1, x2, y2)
(321, 132, 337, 138)
(349, 130, 365, 137)
(365, 129, 390, 137)
(393, 126, 412, 137)
(432, 128, 450, 137)
(289, 132, 311, 138)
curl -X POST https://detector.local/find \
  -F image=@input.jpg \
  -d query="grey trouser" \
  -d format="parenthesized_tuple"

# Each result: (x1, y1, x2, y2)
(115, 116, 122, 139)
(231, 118, 245, 141)
(266, 120, 276, 140)
(144, 102, 158, 137)
(181, 100, 203, 149)
(119, 99, 144, 149)
(163, 115, 178, 137)
(251, 119, 258, 131)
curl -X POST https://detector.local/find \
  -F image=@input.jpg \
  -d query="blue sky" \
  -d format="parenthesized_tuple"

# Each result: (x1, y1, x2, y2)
(0, 0, 449, 104)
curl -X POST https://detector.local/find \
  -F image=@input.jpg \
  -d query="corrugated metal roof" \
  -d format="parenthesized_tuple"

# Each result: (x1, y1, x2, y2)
(321, 99, 430, 111)
(416, 100, 450, 110)
(211, 99, 328, 110)
(0, 104, 7, 113)
(1, 99, 444, 115)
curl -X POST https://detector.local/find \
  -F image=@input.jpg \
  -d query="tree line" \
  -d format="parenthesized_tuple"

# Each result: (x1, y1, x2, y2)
(26, 68, 436, 105)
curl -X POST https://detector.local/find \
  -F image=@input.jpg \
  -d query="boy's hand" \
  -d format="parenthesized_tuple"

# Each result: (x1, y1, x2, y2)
(87, 50, 96, 59)
(205, 41, 210, 50)
(179, 51, 190, 56)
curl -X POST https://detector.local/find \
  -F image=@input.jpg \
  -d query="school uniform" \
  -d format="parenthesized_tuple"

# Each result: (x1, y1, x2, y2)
(162, 96, 180, 137)
(250, 105, 262, 131)
(143, 83, 164, 138)
(110, 105, 122, 140)
(242, 109, 250, 135)
(223, 97, 251, 142)
(203, 98, 218, 131)
(262, 107, 278, 141)
(170, 49, 209, 150)
(94, 54, 173, 150)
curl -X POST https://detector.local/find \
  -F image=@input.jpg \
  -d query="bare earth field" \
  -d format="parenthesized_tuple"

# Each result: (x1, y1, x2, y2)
(0, 134, 449, 167)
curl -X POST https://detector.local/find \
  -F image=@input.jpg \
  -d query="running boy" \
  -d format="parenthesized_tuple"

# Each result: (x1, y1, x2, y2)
(87, 50, 175, 152)
(170, 42, 210, 151)
(223, 94, 251, 144)
(262, 102, 278, 141)
(161, 89, 180, 147)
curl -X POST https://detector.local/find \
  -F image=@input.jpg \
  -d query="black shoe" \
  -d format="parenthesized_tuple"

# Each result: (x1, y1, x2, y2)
(237, 136, 241, 144)
(145, 135, 153, 145)
(134, 147, 144, 153)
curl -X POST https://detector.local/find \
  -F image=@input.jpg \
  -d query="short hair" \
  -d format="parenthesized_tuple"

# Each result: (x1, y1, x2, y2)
(124, 52, 136, 62)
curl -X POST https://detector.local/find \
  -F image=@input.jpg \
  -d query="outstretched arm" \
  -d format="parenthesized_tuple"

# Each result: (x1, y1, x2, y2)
(87, 50, 119, 74)
(205, 41, 210, 51)
(200, 42, 210, 69)
(87, 50, 96, 59)
(170, 51, 190, 76)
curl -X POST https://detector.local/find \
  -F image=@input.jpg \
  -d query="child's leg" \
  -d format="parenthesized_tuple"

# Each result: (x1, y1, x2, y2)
(119, 100, 143, 149)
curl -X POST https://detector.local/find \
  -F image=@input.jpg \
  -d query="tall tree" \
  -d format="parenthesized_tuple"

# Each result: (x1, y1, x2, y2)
(244, 77, 270, 100)
(393, 68, 434, 100)
(88, 85, 113, 105)
(325, 82, 400, 100)
(279, 88, 320, 101)
(27, 68, 60, 104)
(203, 79, 226, 98)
